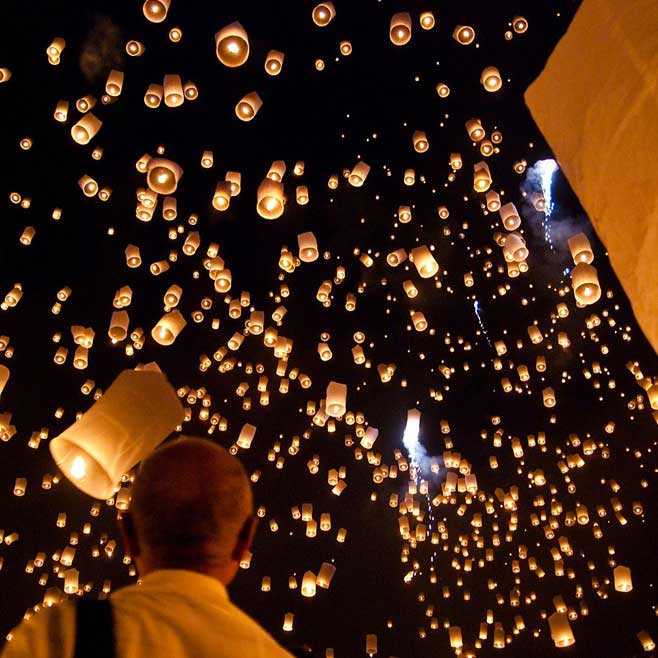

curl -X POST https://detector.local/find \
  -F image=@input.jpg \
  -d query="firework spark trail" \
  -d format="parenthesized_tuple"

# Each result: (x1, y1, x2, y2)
(536, 158, 559, 250)
(474, 299, 492, 347)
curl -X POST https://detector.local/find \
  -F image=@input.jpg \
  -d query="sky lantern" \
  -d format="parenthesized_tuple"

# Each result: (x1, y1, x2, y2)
(312, 2, 335, 27)
(235, 92, 262, 121)
(142, 0, 170, 23)
(71, 114, 102, 145)
(265, 50, 285, 75)
(146, 158, 183, 195)
(571, 263, 601, 305)
(151, 310, 187, 345)
(215, 22, 250, 67)
(411, 245, 439, 278)
(481, 66, 503, 92)
(453, 25, 475, 45)
(49, 370, 183, 499)
(256, 179, 284, 219)
(348, 161, 370, 187)
(568, 232, 594, 264)
(419, 11, 435, 30)
(390, 13, 412, 46)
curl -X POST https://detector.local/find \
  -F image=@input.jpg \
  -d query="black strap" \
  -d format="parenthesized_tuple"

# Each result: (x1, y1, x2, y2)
(74, 599, 115, 658)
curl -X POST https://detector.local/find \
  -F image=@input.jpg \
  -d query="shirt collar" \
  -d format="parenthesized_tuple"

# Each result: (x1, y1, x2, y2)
(137, 569, 230, 602)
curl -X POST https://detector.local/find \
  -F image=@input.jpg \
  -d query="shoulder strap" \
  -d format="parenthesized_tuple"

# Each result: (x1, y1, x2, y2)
(74, 599, 115, 658)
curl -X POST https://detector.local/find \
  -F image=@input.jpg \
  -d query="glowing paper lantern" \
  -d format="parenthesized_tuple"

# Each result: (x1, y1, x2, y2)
(126, 40, 144, 56)
(412, 130, 429, 152)
(163, 74, 184, 107)
(568, 232, 594, 264)
(144, 84, 163, 108)
(503, 232, 528, 262)
(348, 161, 370, 187)
(146, 158, 183, 195)
(500, 202, 521, 230)
(571, 263, 601, 305)
(548, 612, 575, 647)
(316, 562, 336, 588)
(453, 25, 475, 45)
(215, 22, 250, 67)
(473, 161, 492, 192)
(212, 182, 231, 211)
(265, 50, 285, 75)
(237, 423, 256, 449)
(390, 12, 412, 46)
(411, 245, 439, 278)
(151, 310, 187, 345)
(298, 232, 319, 262)
(105, 70, 124, 97)
(420, 11, 435, 30)
(235, 92, 262, 121)
(142, 0, 170, 23)
(312, 2, 336, 27)
(513, 16, 529, 33)
(49, 369, 184, 499)
(481, 66, 502, 92)
(326, 381, 347, 418)
(256, 179, 284, 219)
(71, 114, 102, 145)
(466, 118, 485, 142)
(613, 565, 633, 592)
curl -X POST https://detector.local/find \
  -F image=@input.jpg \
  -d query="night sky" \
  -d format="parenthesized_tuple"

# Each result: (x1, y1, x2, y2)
(1, 0, 657, 657)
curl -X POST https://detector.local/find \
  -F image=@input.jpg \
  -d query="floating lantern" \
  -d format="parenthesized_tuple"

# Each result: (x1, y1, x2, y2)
(548, 612, 575, 647)
(326, 381, 347, 417)
(473, 161, 492, 192)
(453, 25, 475, 45)
(568, 233, 594, 264)
(163, 74, 184, 107)
(151, 310, 187, 345)
(420, 12, 435, 30)
(298, 232, 319, 262)
(500, 203, 521, 231)
(212, 181, 232, 211)
(349, 161, 370, 187)
(312, 2, 336, 27)
(256, 179, 284, 219)
(235, 92, 262, 121)
(390, 12, 412, 46)
(571, 263, 601, 305)
(411, 245, 439, 278)
(146, 158, 183, 195)
(143, 0, 170, 23)
(71, 114, 102, 145)
(105, 70, 124, 97)
(413, 130, 429, 152)
(49, 369, 183, 499)
(265, 50, 285, 75)
(481, 66, 502, 92)
(215, 22, 250, 67)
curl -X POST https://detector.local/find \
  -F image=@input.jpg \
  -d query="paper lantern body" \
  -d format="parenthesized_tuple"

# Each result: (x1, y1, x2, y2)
(49, 370, 184, 498)
(215, 22, 250, 67)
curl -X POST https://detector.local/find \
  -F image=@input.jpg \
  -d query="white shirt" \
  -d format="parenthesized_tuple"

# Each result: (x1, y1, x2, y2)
(2, 569, 295, 658)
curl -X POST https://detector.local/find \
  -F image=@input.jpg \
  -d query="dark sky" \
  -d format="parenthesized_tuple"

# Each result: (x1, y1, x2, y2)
(0, 0, 657, 657)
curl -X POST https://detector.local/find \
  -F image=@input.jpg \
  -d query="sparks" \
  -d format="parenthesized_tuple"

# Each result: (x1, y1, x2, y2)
(536, 158, 559, 250)
(474, 299, 492, 347)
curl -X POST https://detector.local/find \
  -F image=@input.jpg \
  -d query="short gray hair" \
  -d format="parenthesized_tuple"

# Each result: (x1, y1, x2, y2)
(129, 437, 253, 567)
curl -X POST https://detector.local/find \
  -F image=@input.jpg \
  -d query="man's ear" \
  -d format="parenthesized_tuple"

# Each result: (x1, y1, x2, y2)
(231, 516, 258, 562)
(118, 511, 141, 560)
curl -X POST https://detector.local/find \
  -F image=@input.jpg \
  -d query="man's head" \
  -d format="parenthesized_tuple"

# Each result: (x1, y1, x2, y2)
(120, 436, 256, 584)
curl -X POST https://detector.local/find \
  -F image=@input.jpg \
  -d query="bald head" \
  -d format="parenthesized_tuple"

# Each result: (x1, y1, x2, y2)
(129, 437, 253, 570)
